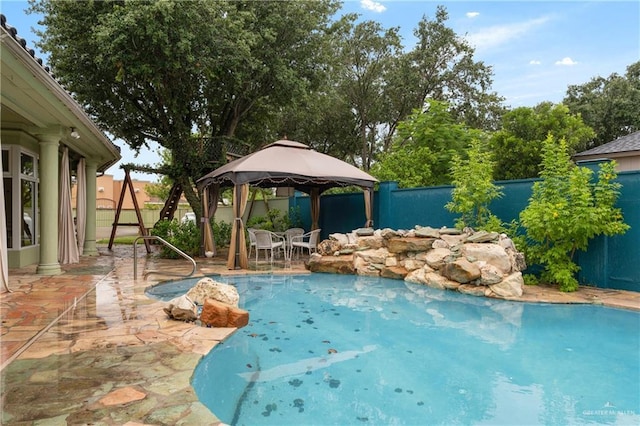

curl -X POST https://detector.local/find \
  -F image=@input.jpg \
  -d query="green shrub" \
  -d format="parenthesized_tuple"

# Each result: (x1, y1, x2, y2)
(211, 219, 233, 248)
(519, 135, 629, 292)
(446, 139, 504, 231)
(151, 219, 201, 258)
(246, 208, 300, 232)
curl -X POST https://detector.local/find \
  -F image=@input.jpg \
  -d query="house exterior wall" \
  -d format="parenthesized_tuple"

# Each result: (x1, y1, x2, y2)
(615, 156, 640, 172)
(575, 153, 640, 172)
(2, 17, 121, 274)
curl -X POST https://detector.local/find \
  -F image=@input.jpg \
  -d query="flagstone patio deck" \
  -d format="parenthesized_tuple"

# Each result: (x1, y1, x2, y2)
(1, 244, 638, 424)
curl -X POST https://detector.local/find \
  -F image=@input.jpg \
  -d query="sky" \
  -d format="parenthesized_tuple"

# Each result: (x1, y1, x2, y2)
(2, 0, 639, 181)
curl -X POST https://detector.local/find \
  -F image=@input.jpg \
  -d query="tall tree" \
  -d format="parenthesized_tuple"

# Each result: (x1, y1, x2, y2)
(370, 100, 486, 188)
(282, 5, 507, 171)
(564, 61, 640, 147)
(490, 102, 595, 180)
(333, 19, 403, 170)
(406, 6, 505, 131)
(31, 0, 340, 218)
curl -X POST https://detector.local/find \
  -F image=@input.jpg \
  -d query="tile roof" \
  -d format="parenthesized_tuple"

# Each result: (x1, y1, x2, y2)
(1, 14, 122, 163)
(0, 14, 53, 75)
(574, 131, 640, 157)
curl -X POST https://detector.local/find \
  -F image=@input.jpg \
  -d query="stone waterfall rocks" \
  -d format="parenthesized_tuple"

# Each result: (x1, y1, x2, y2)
(186, 277, 240, 307)
(164, 277, 249, 327)
(309, 226, 527, 301)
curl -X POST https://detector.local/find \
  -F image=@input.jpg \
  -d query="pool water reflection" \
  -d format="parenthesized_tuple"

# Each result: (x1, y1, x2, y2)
(171, 274, 639, 425)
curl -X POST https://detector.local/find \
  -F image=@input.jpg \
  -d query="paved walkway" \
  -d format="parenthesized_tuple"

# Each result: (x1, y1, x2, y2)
(1, 245, 638, 424)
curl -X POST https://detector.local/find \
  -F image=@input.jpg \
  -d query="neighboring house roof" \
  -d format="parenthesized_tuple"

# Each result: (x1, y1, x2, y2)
(573, 131, 640, 159)
(1, 14, 121, 172)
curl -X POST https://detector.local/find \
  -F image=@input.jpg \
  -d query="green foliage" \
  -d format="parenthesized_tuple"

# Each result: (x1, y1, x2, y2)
(564, 61, 640, 147)
(446, 139, 503, 230)
(523, 274, 540, 286)
(144, 149, 174, 202)
(246, 208, 293, 232)
(370, 100, 486, 188)
(33, 0, 342, 216)
(519, 135, 629, 292)
(288, 206, 304, 229)
(211, 219, 233, 248)
(490, 103, 595, 180)
(405, 6, 505, 131)
(151, 219, 200, 259)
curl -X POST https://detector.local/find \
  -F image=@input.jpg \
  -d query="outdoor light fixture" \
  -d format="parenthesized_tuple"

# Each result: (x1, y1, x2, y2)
(70, 127, 80, 139)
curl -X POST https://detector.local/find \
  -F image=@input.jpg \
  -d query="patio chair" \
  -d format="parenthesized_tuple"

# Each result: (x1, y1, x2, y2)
(247, 228, 257, 258)
(253, 230, 285, 265)
(284, 227, 304, 257)
(290, 229, 321, 259)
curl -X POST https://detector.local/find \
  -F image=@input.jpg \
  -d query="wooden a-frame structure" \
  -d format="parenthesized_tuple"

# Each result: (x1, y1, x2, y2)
(108, 168, 151, 253)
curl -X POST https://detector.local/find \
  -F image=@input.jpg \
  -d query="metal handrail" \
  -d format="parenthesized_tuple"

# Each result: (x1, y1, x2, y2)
(133, 235, 197, 280)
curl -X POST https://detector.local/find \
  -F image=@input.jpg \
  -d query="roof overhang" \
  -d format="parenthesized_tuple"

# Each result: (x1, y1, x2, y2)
(1, 18, 121, 172)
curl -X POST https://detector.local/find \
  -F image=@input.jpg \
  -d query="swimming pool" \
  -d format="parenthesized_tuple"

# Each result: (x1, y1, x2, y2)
(148, 274, 640, 425)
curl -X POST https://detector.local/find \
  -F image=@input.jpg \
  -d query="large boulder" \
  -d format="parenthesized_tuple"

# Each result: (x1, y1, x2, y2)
(163, 295, 197, 322)
(424, 248, 452, 270)
(414, 226, 441, 238)
(186, 277, 240, 307)
(441, 258, 481, 283)
(199, 298, 249, 328)
(387, 237, 435, 254)
(478, 263, 504, 285)
(308, 253, 355, 274)
(329, 233, 349, 246)
(317, 239, 342, 256)
(406, 267, 458, 289)
(357, 235, 385, 250)
(381, 266, 408, 280)
(489, 272, 524, 298)
(355, 247, 389, 265)
(460, 243, 512, 274)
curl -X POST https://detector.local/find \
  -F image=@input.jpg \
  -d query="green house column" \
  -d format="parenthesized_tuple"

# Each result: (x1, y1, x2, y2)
(83, 159, 98, 256)
(36, 134, 62, 275)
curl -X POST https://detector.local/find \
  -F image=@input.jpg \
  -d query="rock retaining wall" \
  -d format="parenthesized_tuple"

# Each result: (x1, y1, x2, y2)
(309, 226, 527, 299)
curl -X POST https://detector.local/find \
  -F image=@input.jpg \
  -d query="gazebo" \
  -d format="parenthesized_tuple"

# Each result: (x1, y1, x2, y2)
(196, 140, 377, 269)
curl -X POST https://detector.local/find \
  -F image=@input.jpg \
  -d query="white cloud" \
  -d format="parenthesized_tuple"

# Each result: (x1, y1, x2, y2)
(555, 57, 578, 66)
(529, 60, 541, 65)
(360, 0, 386, 13)
(465, 16, 550, 51)
(466, 12, 480, 19)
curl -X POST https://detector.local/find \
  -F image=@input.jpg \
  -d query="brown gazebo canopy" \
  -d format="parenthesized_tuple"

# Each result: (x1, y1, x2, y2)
(196, 140, 377, 269)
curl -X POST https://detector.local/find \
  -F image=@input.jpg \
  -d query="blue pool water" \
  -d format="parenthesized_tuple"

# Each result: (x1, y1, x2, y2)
(148, 274, 640, 425)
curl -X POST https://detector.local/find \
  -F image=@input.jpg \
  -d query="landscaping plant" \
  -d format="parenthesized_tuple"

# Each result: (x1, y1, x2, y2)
(151, 219, 201, 259)
(446, 138, 504, 231)
(519, 135, 629, 291)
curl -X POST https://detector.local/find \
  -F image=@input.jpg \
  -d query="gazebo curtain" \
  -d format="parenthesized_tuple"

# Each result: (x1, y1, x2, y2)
(364, 188, 373, 227)
(202, 184, 219, 255)
(310, 188, 320, 231)
(58, 147, 79, 264)
(227, 184, 249, 269)
(76, 158, 86, 255)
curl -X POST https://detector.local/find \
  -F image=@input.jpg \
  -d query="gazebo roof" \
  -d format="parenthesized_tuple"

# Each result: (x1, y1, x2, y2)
(197, 140, 377, 194)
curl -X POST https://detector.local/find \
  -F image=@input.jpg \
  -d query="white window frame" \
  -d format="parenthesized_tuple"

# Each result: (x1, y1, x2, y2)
(3, 145, 39, 250)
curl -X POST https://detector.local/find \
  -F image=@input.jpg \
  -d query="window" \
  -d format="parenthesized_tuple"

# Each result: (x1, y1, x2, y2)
(3, 147, 39, 249)
(21, 180, 36, 246)
(19, 151, 38, 247)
